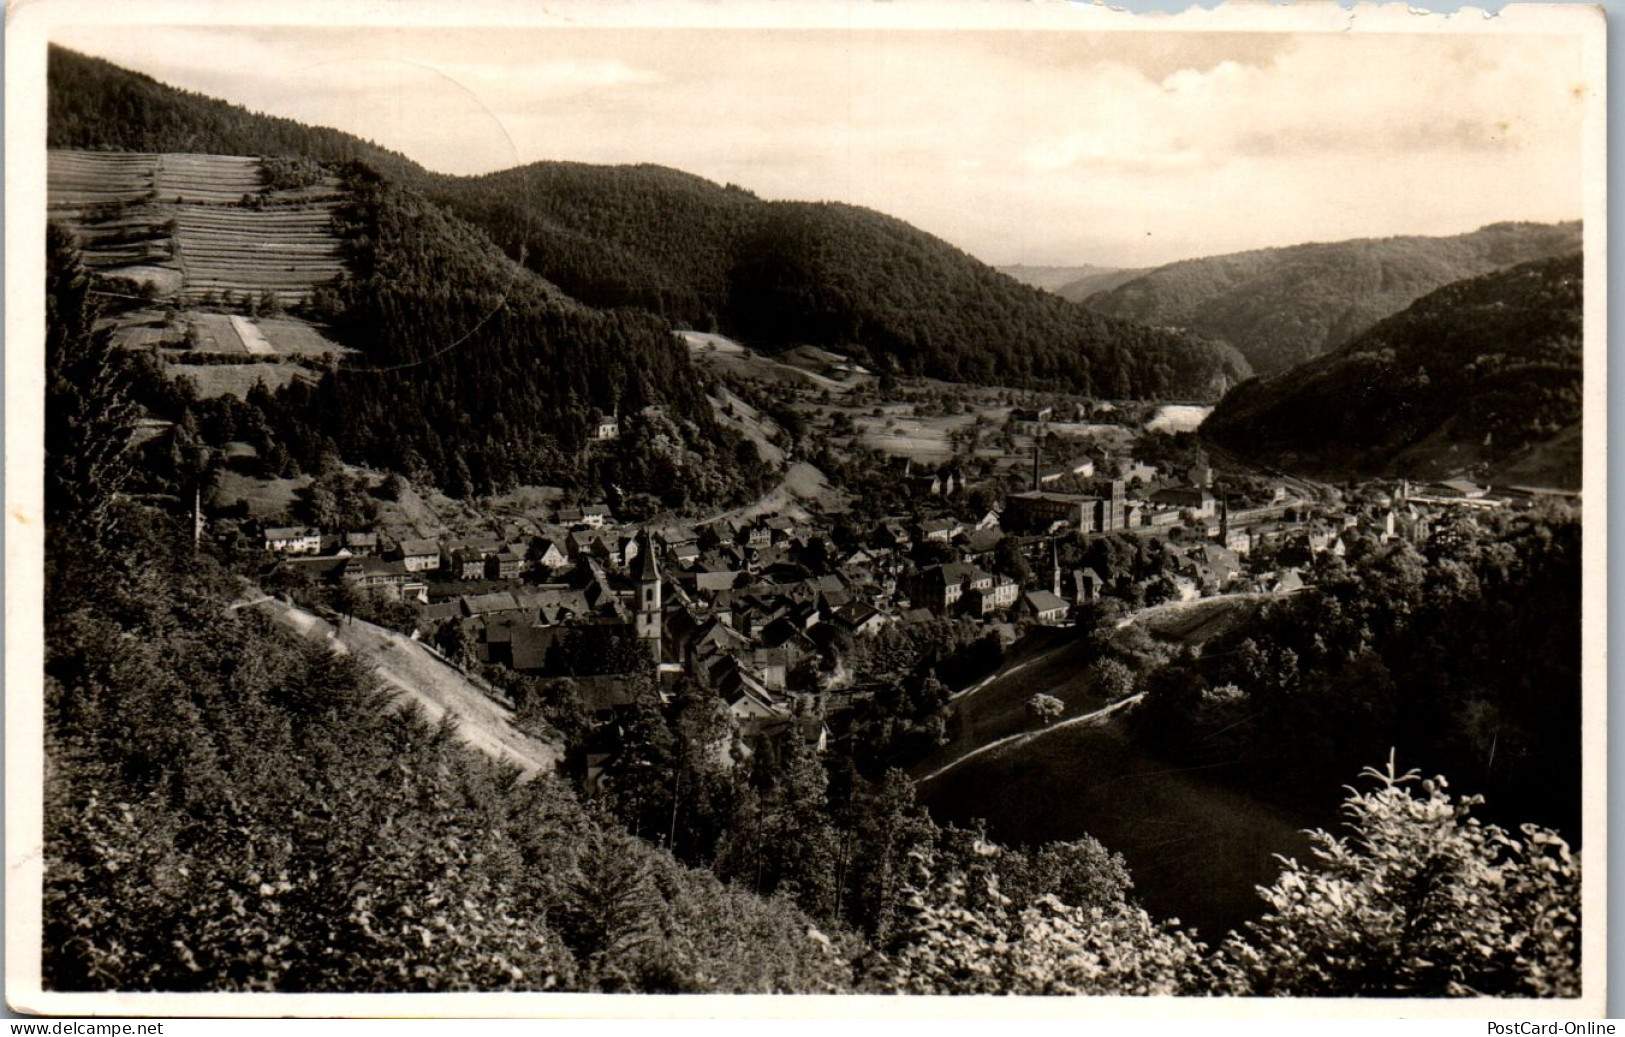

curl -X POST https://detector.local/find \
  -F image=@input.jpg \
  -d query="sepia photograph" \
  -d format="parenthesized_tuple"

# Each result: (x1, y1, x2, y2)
(5, 0, 1608, 1017)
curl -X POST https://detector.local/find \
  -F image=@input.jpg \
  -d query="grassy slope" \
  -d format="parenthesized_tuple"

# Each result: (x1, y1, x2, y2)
(913, 595, 1300, 939)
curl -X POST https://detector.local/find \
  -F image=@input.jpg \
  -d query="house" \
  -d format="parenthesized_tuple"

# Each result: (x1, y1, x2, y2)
(908, 562, 994, 614)
(988, 575, 1020, 610)
(1120, 461, 1160, 486)
(340, 555, 408, 596)
(446, 546, 487, 581)
(1150, 486, 1216, 519)
(581, 505, 612, 529)
(909, 471, 944, 496)
(1188, 543, 1241, 586)
(343, 531, 379, 555)
(397, 538, 442, 573)
(871, 521, 913, 554)
(275, 555, 350, 583)
(833, 601, 887, 637)
(571, 675, 646, 718)
(915, 517, 961, 543)
(486, 549, 523, 581)
(1037, 455, 1097, 485)
(533, 538, 571, 571)
(956, 527, 1003, 562)
(264, 525, 322, 555)
(765, 516, 799, 544)
(1437, 477, 1487, 499)
(509, 625, 560, 672)
(1063, 568, 1104, 604)
(460, 591, 524, 617)
(593, 412, 620, 441)
(1012, 405, 1054, 425)
(1020, 589, 1070, 624)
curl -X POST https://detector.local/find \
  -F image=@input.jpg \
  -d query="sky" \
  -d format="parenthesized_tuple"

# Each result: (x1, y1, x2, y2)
(52, 22, 1588, 269)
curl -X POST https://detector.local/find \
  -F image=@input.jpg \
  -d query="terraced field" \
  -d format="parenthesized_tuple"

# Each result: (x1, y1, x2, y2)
(47, 150, 348, 306)
(49, 151, 355, 399)
(47, 151, 178, 287)
(173, 204, 344, 305)
(47, 150, 157, 208)
(155, 153, 262, 205)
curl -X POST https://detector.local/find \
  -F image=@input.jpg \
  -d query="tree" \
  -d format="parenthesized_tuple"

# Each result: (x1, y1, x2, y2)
(1000, 837, 1134, 914)
(1089, 658, 1138, 702)
(868, 845, 1206, 995)
(1026, 693, 1064, 727)
(375, 471, 407, 503)
(992, 535, 1033, 585)
(1216, 756, 1580, 998)
(45, 224, 138, 547)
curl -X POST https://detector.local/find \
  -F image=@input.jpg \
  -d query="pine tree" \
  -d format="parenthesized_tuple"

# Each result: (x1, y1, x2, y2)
(45, 224, 139, 549)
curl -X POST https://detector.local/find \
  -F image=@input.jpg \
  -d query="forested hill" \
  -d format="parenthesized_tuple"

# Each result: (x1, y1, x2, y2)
(281, 166, 757, 504)
(46, 46, 425, 183)
(1201, 253, 1584, 485)
(424, 163, 1250, 398)
(1085, 222, 1583, 376)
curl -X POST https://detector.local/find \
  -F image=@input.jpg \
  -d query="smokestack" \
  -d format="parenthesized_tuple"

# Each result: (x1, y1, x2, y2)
(1052, 538, 1062, 597)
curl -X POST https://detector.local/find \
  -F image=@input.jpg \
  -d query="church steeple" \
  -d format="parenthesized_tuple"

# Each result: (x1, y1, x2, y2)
(634, 530, 663, 667)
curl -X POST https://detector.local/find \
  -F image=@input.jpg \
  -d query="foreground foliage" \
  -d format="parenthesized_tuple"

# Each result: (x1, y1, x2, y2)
(1217, 758, 1581, 998)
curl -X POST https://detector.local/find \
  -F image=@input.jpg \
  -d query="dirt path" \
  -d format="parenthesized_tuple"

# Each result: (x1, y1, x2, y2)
(254, 598, 560, 779)
(916, 692, 1145, 786)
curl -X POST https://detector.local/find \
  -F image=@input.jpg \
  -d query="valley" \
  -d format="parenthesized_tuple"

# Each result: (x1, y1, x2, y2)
(34, 39, 1590, 1001)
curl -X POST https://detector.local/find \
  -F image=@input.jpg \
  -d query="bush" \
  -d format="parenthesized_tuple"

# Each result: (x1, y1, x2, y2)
(1214, 755, 1581, 998)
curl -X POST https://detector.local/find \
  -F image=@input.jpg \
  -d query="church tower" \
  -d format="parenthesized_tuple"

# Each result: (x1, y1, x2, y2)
(633, 530, 663, 666)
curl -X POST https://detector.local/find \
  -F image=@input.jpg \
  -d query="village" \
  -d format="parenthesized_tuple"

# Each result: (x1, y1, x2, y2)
(225, 405, 1537, 784)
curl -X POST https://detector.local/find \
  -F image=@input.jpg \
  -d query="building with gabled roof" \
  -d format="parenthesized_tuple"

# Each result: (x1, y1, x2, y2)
(264, 525, 322, 554)
(396, 537, 442, 572)
(1020, 589, 1070, 624)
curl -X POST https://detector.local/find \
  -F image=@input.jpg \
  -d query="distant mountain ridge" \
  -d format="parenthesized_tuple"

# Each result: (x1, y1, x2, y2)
(1201, 253, 1583, 487)
(1000, 264, 1150, 304)
(1085, 222, 1583, 376)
